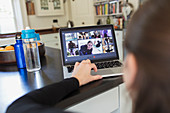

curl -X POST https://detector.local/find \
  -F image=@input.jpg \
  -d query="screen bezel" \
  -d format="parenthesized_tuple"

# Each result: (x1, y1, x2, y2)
(59, 25, 119, 66)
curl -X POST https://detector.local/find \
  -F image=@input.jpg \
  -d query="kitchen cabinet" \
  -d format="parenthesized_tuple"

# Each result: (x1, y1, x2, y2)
(66, 87, 120, 113)
(40, 33, 61, 49)
(65, 83, 132, 113)
(115, 30, 124, 61)
(0, 33, 61, 49)
(0, 38, 15, 46)
(34, 0, 64, 16)
(119, 83, 132, 113)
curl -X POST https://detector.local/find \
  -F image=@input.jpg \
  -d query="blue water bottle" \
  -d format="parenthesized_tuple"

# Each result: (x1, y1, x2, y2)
(14, 33, 26, 68)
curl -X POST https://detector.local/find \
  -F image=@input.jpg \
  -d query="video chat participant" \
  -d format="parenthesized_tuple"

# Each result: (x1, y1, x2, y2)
(68, 41, 76, 55)
(79, 41, 93, 55)
(7, 0, 170, 113)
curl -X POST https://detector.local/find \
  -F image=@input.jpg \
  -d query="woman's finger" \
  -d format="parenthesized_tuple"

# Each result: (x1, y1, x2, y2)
(74, 62, 80, 70)
(90, 63, 98, 72)
(86, 59, 91, 64)
(81, 60, 86, 64)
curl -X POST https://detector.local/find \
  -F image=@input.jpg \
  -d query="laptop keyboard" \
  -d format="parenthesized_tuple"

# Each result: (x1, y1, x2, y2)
(67, 61, 123, 73)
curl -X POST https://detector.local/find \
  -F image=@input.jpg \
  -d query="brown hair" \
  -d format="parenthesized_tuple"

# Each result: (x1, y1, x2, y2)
(125, 0, 170, 113)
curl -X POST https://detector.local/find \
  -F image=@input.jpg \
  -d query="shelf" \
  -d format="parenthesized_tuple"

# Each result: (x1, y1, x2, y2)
(94, 2, 108, 6)
(109, 1, 121, 4)
(94, 0, 121, 5)
(94, 0, 122, 17)
(96, 13, 123, 17)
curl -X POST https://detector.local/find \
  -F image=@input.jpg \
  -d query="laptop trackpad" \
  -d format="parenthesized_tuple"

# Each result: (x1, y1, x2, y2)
(91, 67, 123, 76)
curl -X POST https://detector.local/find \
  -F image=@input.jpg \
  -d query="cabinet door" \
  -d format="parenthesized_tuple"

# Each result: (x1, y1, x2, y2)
(70, 0, 95, 27)
(34, 0, 50, 16)
(50, 0, 64, 15)
(115, 30, 123, 61)
(34, 0, 64, 16)
(119, 83, 132, 113)
(66, 87, 119, 113)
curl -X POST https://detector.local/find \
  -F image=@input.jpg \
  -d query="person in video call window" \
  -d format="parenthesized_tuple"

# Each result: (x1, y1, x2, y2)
(68, 41, 76, 55)
(80, 41, 93, 55)
(94, 31, 101, 38)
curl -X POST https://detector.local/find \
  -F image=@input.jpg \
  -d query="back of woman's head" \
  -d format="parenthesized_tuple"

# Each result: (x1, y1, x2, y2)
(125, 0, 170, 113)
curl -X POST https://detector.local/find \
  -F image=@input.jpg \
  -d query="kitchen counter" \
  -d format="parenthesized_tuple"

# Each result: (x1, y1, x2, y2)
(0, 47, 123, 113)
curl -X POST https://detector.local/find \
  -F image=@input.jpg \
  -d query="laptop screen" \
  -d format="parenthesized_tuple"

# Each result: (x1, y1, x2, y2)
(60, 25, 119, 65)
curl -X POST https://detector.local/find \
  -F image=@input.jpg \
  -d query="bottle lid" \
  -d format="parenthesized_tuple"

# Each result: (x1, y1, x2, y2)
(15, 33, 22, 40)
(21, 27, 40, 40)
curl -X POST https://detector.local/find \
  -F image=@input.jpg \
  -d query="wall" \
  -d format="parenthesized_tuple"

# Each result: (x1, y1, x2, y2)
(128, 0, 139, 12)
(19, 0, 30, 28)
(19, 0, 139, 30)
(20, 0, 71, 29)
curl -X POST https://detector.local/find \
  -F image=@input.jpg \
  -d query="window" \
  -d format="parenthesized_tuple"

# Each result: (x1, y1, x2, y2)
(0, 0, 23, 34)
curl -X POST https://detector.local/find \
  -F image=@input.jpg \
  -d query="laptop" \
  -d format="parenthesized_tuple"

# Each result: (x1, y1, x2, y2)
(59, 25, 123, 78)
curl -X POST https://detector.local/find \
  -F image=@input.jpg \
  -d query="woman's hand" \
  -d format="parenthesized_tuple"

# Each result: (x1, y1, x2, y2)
(72, 59, 103, 86)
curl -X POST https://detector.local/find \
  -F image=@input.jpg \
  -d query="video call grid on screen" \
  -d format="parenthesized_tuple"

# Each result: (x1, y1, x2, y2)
(60, 25, 119, 65)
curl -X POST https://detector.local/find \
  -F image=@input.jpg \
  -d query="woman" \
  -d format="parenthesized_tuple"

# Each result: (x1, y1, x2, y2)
(124, 0, 170, 112)
(7, 0, 170, 112)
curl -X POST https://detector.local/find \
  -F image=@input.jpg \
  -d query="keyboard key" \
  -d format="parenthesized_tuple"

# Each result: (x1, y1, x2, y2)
(67, 66, 74, 73)
(115, 61, 122, 66)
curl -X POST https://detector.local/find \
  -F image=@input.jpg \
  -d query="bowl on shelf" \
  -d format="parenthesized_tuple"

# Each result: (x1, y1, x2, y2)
(0, 42, 45, 64)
